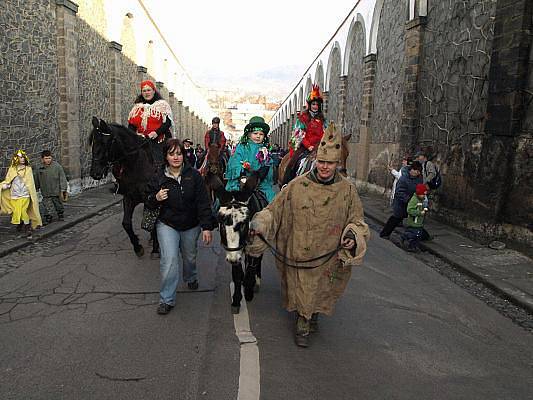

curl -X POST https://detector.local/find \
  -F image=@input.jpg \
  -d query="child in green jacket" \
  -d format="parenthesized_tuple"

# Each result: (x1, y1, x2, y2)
(401, 184, 429, 252)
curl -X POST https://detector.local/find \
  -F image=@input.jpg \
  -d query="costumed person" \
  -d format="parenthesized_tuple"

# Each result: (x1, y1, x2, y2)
(128, 80, 173, 167)
(247, 123, 370, 347)
(282, 84, 327, 186)
(0, 150, 42, 238)
(225, 116, 275, 298)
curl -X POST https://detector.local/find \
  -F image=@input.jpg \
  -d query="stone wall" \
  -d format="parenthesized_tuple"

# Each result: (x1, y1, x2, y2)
(368, 0, 406, 188)
(0, 0, 204, 190)
(0, 0, 60, 177)
(344, 23, 365, 143)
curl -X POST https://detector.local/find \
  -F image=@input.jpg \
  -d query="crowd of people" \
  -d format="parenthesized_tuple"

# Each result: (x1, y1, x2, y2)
(0, 79, 442, 348)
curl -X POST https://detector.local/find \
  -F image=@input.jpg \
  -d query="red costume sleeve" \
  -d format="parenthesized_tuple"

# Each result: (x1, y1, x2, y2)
(204, 131, 210, 150)
(220, 131, 226, 148)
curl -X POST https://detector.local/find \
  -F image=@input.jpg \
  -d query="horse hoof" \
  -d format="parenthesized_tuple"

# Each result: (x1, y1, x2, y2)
(135, 245, 145, 257)
(231, 305, 240, 314)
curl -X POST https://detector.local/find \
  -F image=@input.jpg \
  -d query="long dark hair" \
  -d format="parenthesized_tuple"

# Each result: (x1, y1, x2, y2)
(134, 90, 163, 104)
(303, 104, 325, 122)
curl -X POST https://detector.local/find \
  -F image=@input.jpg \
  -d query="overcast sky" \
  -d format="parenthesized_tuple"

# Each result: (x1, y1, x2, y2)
(144, 0, 356, 94)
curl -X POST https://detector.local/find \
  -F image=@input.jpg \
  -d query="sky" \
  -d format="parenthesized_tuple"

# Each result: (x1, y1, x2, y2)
(143, 0, 357, 97)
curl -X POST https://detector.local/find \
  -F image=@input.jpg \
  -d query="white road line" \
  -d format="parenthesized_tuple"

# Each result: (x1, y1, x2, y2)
(230, 282, 260, 400)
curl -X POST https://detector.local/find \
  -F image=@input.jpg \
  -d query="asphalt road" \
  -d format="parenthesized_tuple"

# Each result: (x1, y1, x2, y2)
(1, 206, 532, 399)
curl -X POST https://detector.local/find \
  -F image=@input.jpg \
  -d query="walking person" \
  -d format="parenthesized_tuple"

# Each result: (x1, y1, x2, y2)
(0, 150, 42, 238)
(380, 161, 423, 238)
(225, 116, 276, 297)
(34, 150, 68, 225)
(247, 124, 370, 347)
(128, 80, 173, 167)
(145, 139, 215, 315)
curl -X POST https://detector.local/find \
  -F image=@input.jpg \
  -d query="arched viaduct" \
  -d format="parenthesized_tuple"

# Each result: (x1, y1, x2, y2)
(0, 0, 215, 191)
(270, 0, 532, 246)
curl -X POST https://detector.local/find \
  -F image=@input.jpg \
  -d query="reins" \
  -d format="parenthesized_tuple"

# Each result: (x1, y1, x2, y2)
(255, 233, 341, 269)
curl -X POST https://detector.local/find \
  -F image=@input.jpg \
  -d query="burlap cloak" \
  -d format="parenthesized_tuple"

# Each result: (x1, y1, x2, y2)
(247, 173, 369, 319)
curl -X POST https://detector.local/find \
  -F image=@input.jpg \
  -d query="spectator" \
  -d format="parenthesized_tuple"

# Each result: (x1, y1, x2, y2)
(400, 184, 430, 252)
(34, 150, 68, 225)
(183, 139, 197, 167)
(388, 155, 411, 205)
(416, 151, 437, 186)
(380, 161, 423, 238)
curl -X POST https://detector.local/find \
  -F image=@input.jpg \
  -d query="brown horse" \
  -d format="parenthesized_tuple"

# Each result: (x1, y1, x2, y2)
(278, 132, 352, 187)
(203, 143, 227, 203)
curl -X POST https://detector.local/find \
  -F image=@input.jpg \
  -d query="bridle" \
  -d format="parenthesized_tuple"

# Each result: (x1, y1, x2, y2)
(91, 126, 150, 170)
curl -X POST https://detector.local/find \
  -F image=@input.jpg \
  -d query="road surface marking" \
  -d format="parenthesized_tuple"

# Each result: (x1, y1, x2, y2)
(230, 282, 260, 400)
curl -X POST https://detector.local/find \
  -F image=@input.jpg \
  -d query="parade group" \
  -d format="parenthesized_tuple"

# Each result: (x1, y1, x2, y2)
(0, 80, 440, 348)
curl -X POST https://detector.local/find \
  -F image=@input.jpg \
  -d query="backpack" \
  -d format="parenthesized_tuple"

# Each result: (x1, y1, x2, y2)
(424, 161, 442, 190)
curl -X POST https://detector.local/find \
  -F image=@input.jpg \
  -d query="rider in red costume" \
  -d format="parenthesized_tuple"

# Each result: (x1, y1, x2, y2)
(204, 117, 226, 150)
(128, 80, 173, 166)
(282, 84, 326, 185)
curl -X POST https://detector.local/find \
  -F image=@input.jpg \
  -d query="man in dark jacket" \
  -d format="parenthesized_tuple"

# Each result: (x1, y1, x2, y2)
(34, 150, 68, 225)
(183, 139, 197, 167)
(380, 161, 423, 238)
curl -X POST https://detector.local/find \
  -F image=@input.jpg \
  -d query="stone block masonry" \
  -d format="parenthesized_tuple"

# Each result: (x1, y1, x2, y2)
(0, 0, 205, 190)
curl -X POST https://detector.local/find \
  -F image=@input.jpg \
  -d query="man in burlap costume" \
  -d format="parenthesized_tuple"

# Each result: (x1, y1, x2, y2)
(248, 123, 370, 347)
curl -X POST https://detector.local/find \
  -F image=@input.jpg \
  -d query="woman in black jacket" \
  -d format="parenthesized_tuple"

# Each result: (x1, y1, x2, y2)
(146, 139, 215, 315)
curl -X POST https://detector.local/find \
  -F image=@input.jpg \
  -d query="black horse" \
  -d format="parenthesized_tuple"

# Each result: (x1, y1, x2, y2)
(216, 176, 266, 314)
(89, 117, 158, 257)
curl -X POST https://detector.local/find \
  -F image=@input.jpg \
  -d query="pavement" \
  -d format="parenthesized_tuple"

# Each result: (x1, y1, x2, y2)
(0, 184, 122, 258)
(1, 183, 532, 315)
(358, 189, 533, 314)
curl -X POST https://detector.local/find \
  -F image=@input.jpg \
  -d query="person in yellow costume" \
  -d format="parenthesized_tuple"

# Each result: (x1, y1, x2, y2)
(1, 150, 42, 238)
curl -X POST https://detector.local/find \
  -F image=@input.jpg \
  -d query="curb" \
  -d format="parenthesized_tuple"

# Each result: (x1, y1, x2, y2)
(363, 206, 533, 315)
(0, 196, 122, 258)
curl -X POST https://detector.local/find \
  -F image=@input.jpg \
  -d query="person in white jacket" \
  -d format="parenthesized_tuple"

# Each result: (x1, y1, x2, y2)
(388, 156, 411, 205)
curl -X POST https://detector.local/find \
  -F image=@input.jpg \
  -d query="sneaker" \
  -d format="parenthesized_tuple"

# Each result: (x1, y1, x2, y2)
(157, 303, 173, 315)
(187, 280, 199, 290)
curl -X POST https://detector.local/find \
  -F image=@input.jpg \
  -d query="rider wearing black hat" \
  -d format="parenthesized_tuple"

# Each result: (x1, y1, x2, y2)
(204, 117, 226, 150)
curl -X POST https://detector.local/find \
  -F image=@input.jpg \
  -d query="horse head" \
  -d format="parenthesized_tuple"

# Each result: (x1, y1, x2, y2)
(216, 182, 257, 264)
(90, 117, 114, 180)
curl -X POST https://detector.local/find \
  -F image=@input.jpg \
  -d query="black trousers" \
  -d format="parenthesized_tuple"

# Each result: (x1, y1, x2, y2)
(380, 216, 403, 237)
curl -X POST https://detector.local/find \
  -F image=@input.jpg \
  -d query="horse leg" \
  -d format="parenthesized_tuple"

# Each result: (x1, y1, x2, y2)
(122, 197, 144, 257)
(231, 262, 244, 314)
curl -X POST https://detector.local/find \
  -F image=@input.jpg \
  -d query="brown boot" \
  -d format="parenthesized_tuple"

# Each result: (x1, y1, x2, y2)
(295, 315, 310, 348)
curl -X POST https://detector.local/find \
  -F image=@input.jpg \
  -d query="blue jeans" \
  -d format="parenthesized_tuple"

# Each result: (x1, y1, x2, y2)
(156, 222, 201, 306)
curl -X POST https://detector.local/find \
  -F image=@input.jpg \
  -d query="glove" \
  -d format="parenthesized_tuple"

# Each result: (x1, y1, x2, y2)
(2, 183, 10, 190)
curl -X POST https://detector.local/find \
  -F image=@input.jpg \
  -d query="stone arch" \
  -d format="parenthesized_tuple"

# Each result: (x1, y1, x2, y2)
(343, 15, 367, 74)
(293, 93, 299, 112)
(325, 44, 342, 123)
(298, 86, 304, 109)
(120, 12, 136, 60)
(325, 42, 342, 91)
(369, 0, 407, 187)
(314, 61, 325, 92)
(344, 17, 366, 176)
(369, 0, 385, 54)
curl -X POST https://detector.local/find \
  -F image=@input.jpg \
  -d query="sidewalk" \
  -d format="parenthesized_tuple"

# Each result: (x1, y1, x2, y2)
(359, 191, 533, 314)
(0, 184, 122, 257)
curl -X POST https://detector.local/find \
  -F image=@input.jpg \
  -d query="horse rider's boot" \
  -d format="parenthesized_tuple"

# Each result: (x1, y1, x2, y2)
(309, 313, 319, 333)
(295, 315, 310, 348)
